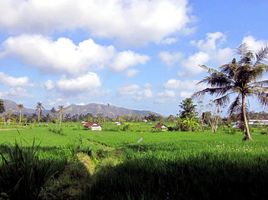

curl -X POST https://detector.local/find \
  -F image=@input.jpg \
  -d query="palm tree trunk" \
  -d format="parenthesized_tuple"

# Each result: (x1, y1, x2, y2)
(59, 112, 62, 126)
(242, 94, 252, 140)
(19, 110, 22, 124)
(38, 110, 40, 124)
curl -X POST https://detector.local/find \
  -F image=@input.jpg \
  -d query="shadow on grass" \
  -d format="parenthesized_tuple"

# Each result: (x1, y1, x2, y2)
(83, 154, 268, 200)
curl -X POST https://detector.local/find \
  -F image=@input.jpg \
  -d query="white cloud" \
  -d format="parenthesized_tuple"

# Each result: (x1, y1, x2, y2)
(163, 78, 206, 100)
(118, 83, 153, 100)
(0, 87, 31, 99)
(0, 0, 193, 44)
(159, 32, 230, 76)
(47, 98, 70, 107)
(165, 79, 196, 90)
(44, 80, 54, 90)
(1, 34, 149, 75)
(213, 47, 234, 65)
(159, 37, 178, 45)
(0, 72, 30, 87)
(157, 90, 176, 98)
(179, 91, 193, 98)
(190, 32, 234, 66)
(2, 35, 115, 75)
(126, 69, 139, 77)
(159, 51, 182, 66)
(56, 72, 101, 93)
(191, 32, 226, 51)
(118, 84, 140, 96)
(242, 35, 268, 53)
(159, 33, 229, 74)
(111, 51, 149, 71)
(181, 51, 210, 74)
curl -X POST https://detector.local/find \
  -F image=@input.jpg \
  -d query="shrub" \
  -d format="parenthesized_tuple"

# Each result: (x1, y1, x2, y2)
(177, 117, 200, 132)
(260, 129, 267, 135)
(122, 124, 130, 132)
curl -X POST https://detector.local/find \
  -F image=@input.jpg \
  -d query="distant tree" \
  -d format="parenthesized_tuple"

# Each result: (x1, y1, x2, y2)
(17, 104, 24, 124)
(167, 115, 176, 122)
(50, 107, 56, 114)
(208, 101, 222, 133)
(58, 105, 64, 126)
(0, 99, 5, 125)
(202, 112, 212, 125)
(179, 98, 197, 119)
(0, 99, 5, 114)
(36, 102, 44, 124)
(85, 113, 94, 122)
(145, 114, 158, 122)
(96, 113, 104, 124)
(193, 44, 268, 140)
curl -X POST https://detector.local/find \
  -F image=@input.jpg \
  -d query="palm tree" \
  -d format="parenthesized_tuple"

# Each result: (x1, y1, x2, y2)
(17, 104, 24, 124)
(179, 98, 197, 119)
(193, 44, 268, 140)
(58, 105, 64, 126)
(36, 102, 44, 124)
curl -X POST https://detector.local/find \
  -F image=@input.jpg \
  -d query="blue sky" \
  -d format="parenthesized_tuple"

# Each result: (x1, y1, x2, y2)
(0, 0, 267, 115)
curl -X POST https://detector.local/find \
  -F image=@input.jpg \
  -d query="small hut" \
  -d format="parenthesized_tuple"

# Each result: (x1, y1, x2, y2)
(154, 122, 167, 131)
(82, 122, 102, 131)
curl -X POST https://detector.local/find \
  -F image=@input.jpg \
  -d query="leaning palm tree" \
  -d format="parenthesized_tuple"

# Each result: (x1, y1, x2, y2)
(193, 44, 268, 140)
(17, 104, 24, 124)
(58, 105, 64, 126)
(36, 102, 44, 124)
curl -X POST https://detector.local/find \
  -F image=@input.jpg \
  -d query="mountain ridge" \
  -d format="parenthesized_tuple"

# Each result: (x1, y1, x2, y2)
(2, 99, 158, 118)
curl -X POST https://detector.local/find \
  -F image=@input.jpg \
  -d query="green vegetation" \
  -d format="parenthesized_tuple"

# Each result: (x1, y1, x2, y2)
(0, 122, 267, 199)
(194, 44, 268, 140)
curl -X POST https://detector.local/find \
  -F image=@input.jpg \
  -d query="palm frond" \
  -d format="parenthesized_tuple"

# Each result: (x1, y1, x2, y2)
(220, 63, 237, 78)
(228, 95, 241, 114)
(250, 64, 268, 81)
(213, 93, 232, 106)
(255, 46, 268, 65)
(199, 65, 219, 74)
(198, 72, 233, 87)
(250, 80, 268, 87)
(256, 92, 268, 106)
(192, 86, 232, 98)
(237, 43, 249, 57)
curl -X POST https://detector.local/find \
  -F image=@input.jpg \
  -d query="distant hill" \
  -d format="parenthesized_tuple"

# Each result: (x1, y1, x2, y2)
(2, 100, 157, 118)
(64, 103, 156, 118)
(3, 99, 36, 115)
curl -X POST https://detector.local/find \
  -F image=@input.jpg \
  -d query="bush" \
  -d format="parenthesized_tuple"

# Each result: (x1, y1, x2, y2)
(177, 117, 200, 132)
(260, 129, 267, 135)
(121, 124, 130, 132)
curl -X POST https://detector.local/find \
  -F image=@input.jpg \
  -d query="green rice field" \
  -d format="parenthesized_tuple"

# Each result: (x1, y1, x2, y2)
(0, 122, 268, 199)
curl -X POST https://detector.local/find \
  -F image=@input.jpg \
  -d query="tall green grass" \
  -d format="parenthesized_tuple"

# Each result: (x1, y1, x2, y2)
(0, 142, 66, 200)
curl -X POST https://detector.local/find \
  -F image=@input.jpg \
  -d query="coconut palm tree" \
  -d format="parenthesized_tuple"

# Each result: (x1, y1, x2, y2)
(17, 104, 24, 124)
(36, 102, 44, 124)
(58, 105, 64, 126)
(193, 44, 268, 140)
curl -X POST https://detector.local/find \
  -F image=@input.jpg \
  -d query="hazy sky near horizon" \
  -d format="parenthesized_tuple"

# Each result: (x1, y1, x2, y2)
(0, 0, 267, 115)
